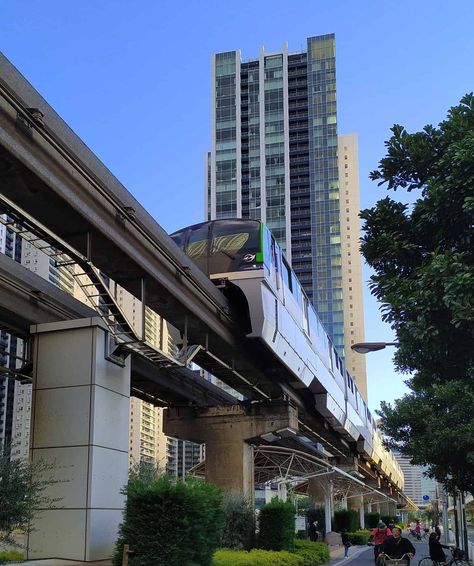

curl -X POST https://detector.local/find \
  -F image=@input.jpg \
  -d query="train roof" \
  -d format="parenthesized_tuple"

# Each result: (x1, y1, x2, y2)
(170, 218, 262, 237)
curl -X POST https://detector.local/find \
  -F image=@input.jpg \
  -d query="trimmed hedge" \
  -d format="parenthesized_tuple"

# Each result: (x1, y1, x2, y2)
(258, 499, 296, 551)
(113, 476, 224, 566)
(0, 550, 24, 563)
(365, 512, 381, 528)
(212, 548, 304, 566)
(293, 539, 330, 565)
(334, 509, 359, 532)
(347, 530, 371, 544)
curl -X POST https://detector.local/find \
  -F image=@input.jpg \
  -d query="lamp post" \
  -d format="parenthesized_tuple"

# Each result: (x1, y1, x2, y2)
(351, 341, 399, 354)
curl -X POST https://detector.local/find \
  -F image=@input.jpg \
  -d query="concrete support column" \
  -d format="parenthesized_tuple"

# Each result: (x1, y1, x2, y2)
(278, 483, 288, 502)
(367, 501, 372, 513)
(325, 482, 334, 533)
(307, 476, 334, 533)
(379, 501, 390, 516)
(360, 495, 365, 529)
(27, 319, 131, 562)
(265, 484, 273, 503)
(347, 493, 364, 530)
(164, 402, 298, 496)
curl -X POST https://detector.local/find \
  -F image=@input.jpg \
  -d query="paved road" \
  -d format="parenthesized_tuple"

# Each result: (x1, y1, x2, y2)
(331, 541, 430, 566)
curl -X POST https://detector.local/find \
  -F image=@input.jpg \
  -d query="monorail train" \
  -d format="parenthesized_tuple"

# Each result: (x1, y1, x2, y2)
(170, 219, 403, 489)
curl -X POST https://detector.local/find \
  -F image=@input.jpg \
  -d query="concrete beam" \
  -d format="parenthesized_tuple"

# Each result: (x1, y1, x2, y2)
(164, 402, 298, 494)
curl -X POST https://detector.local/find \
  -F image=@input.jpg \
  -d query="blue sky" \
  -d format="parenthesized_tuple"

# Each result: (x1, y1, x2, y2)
(1, 0, 473, 412)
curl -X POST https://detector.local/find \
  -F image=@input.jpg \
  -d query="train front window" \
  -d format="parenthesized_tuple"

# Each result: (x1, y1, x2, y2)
(211, 221, 260, 257)
(186, 224, 210, 260)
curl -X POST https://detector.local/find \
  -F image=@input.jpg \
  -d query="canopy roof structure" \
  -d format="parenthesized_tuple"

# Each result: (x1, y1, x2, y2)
(190, 444, 398, 505)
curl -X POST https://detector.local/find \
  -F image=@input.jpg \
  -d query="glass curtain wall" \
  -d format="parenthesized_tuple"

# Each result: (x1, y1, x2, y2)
(307, 35, 344, 354)
(264, 55, 286, 249)
(215, 52, 238, 218)
(241, 62, 261, 220)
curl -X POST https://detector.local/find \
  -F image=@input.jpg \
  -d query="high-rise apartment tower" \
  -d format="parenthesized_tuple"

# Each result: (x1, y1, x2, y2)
(206, 34, 367, 396)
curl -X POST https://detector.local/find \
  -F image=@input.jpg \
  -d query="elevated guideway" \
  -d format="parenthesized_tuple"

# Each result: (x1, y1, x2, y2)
(0, 252, 236, 407)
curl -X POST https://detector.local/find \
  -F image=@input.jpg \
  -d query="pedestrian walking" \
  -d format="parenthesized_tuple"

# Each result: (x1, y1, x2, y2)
(341, 529, 352, 558)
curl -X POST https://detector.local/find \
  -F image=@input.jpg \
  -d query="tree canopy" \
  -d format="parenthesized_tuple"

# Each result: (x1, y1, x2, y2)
(360, 94, 474, 493)
(0, 447, 60, 546)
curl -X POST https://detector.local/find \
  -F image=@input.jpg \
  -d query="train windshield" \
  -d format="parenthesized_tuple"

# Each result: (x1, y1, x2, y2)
(211, 221, 260, 256)
(209, 220, 261, 275)
(170, 220, 262, 276)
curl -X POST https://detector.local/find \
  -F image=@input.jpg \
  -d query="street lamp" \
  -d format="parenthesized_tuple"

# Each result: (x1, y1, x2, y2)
(351, 341, 399, 354)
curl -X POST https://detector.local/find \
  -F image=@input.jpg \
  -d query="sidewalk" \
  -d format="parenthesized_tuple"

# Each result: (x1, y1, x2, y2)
(23, 561, 112, 565)
(329, 544, 370, 564)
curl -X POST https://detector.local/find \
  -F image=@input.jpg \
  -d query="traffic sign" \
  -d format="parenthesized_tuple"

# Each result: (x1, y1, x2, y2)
(422, 495, 430, 501)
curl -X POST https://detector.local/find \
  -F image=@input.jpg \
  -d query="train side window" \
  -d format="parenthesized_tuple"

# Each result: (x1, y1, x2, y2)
(327, 339, 334, 371)
(303, 295, 309, 334)
(271, 237, 277, 268)
(281, 257, 292, 291)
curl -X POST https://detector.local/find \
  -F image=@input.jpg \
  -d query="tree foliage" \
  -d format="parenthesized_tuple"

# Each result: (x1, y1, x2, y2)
(360, 94, 474, 493)
(0, 446, 60, 546)
(220, 492, 255, 550)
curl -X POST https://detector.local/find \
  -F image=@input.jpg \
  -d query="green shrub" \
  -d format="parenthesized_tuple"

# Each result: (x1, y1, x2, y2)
(220, 493, 254, 550)
(113, 476, 224, 566)
(212, 548, 304, 566)
(293, 539, 330, 565)
(347, 530, 371, 544)
(334, 509, 359, 532)
(258, 498, 296, 551)
(365, 512, 380, 528)
(0, 550, 24, 563)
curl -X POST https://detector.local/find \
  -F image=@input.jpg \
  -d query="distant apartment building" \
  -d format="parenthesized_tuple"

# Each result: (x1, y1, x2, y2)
(338, 134, 367, 398)
(206, 35, 367, 396)
(0, 221, 28, 458)
(393, 450, 438, 507)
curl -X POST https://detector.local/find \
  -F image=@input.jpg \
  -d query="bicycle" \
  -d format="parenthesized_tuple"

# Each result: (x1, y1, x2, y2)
(417, 546, 472, 566)
(377, 553, 413, 566)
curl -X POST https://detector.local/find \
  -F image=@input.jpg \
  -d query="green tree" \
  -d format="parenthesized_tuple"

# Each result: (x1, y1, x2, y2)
(0, 446, 60, 546)
(360, 94, 474, 494)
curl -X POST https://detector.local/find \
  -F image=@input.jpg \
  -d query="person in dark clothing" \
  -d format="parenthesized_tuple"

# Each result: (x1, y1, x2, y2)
(434, 525, 442, 541)
(308, 519, 319, 542)
(381, 527, 416, 564)
(429, 532, 451, 563)
(341, 529, 352, 558)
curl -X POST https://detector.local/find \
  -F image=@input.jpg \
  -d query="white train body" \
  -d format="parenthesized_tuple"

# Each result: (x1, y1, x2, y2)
(170, 219, 403, 490)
